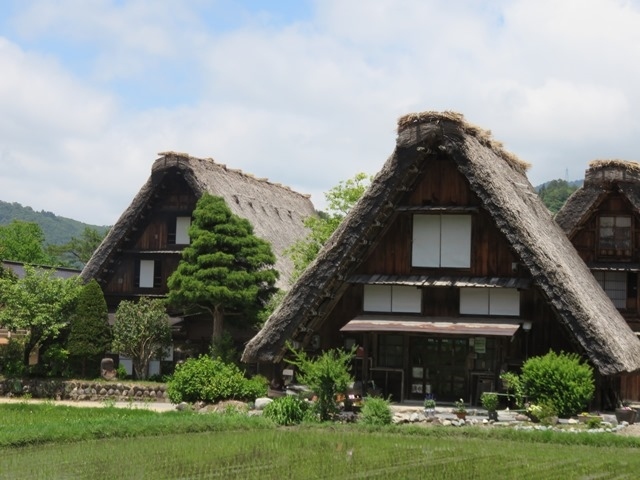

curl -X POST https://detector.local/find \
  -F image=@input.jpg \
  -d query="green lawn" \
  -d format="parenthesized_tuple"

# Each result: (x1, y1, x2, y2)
(1, 403, 640, 479)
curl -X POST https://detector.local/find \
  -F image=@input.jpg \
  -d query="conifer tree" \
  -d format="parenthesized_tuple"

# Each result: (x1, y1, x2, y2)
(167, 194, 278, 343)
(67, 279, 112, 377)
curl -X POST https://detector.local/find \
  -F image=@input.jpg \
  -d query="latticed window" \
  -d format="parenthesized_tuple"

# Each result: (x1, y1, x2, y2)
(378, 335, 404, 368)
(593, 270, 627, 309)
(598, 215, 631, 255)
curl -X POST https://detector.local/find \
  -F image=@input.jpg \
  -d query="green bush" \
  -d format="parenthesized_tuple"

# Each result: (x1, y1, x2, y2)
(40, 344, 71, 378)
(287, 344, 354, 421)
(360, 397, 393, 426)
(166, 355, 266, 404)
(521, 351, 594, 417)
(116, 364, 128, 379)
(481, 392, 499, 412)
(586, 416, 602, 429)
(263, 395, 312, 426)
(0, 338, 26, 377)
(500, 371, 525, 408)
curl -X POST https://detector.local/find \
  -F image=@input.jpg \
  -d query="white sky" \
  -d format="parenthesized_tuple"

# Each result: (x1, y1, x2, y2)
(1, 0, 639, 225)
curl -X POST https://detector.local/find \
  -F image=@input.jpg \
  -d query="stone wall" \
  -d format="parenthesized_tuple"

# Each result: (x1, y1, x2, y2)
(0, 379, 169, 402)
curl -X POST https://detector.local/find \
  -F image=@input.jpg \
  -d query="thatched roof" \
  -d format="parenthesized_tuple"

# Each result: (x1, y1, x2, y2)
(242, 111, 640, 375)
(555, 160, 640, 236)
(81, 152, 316, 289)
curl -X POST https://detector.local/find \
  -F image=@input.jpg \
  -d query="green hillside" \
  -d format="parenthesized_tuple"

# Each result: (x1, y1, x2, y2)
(0, 200, 109, 245)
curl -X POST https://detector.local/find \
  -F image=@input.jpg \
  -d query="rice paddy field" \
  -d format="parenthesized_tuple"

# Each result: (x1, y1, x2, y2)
(2, 403, 640, 479)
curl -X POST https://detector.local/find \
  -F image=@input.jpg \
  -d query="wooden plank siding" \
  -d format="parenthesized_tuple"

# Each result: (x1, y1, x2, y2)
(357, 160, 518, 278)
(101, 173, 196, 306)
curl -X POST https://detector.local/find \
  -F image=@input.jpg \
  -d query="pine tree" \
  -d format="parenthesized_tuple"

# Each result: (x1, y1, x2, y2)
(67, 279, 112, 377)
(167, 194, 278, 344)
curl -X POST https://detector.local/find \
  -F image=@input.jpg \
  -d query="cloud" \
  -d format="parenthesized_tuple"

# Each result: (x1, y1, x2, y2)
(2, 0, 640, 225)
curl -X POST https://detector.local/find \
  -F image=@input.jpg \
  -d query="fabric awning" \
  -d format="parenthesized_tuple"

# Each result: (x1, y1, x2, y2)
(340, 315, 523, 337)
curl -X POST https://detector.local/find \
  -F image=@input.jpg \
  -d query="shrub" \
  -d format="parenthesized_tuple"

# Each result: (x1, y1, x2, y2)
(166, 355, 266, 404)
(521, 351, 594, 417)
(527, 401, 557, 423)
(500, 371, 525, 408)
(40, 344, 71, 378)
(360, 397, 393, 426)
(286, 344, 354, 421)
(586, 416, 602, 429)
(116, 364, 128, 380)
(481, 392, 499, 412)
(263, 395, 311, 426)
(0, 338, 26, 377)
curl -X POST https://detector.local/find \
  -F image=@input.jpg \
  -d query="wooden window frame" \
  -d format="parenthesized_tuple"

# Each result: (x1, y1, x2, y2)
(598, 215, 632, 257)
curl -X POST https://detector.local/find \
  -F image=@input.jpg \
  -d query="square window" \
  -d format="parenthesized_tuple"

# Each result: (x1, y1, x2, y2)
(599, 215, 631, 252)
(412, 215, 471, 268)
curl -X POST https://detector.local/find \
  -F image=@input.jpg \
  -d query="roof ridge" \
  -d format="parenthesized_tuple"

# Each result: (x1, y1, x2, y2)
(396, 111, 531, 174)
(156, 151, 311, 199)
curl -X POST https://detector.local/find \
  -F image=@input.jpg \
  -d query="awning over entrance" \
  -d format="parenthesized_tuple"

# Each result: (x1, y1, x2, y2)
(340, 315, 523, 337)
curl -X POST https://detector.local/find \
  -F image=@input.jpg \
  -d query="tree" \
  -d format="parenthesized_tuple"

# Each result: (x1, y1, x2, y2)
(67, 279, 112, 377)
(287, 172, 371, 281)
(0, 220, 53, 264)
(537, 179, 579, 214)
(111, 297, 171, 380)
(0, 265, 81, 367)
(167, 194, 278, 343)
(47, 227, 107, 268)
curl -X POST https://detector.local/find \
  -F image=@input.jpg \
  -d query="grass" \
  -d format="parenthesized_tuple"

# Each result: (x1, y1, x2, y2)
(2, 403, 640, 478)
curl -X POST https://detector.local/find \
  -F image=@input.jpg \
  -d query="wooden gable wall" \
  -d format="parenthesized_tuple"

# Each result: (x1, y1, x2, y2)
(356, 159, 518, 277)
(570, 192, 640, 264)
(101, 172, 197, 305)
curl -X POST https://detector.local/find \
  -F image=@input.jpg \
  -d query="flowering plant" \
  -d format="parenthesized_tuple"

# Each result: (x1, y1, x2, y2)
(526, 402, 556, 422)
(454, 398, 466, 413)
(526, 404, 543, 419)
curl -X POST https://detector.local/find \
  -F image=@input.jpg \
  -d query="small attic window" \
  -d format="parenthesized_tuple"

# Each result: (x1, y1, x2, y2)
(598, 215, 631, 256)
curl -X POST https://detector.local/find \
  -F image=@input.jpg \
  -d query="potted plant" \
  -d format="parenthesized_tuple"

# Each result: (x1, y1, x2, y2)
(615, 401, 637, 424)
(453, 398, 467, 419)
(424, 397, 436, 417)
(481, 392, 499, 421)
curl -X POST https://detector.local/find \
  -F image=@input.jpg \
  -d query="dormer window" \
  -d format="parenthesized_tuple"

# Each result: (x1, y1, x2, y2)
(598, 215, 631, 256)
(412, 214, 471, 268)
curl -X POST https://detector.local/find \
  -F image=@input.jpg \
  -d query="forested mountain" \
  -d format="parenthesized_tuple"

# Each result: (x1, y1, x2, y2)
(0, 200, 109, 245)
(535, 179, 583, 214)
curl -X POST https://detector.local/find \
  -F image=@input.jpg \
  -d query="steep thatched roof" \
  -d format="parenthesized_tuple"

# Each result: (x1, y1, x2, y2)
(81, 152, 316, 289)
(555, 160, 640, 236)
(242, 111, 640, 375)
